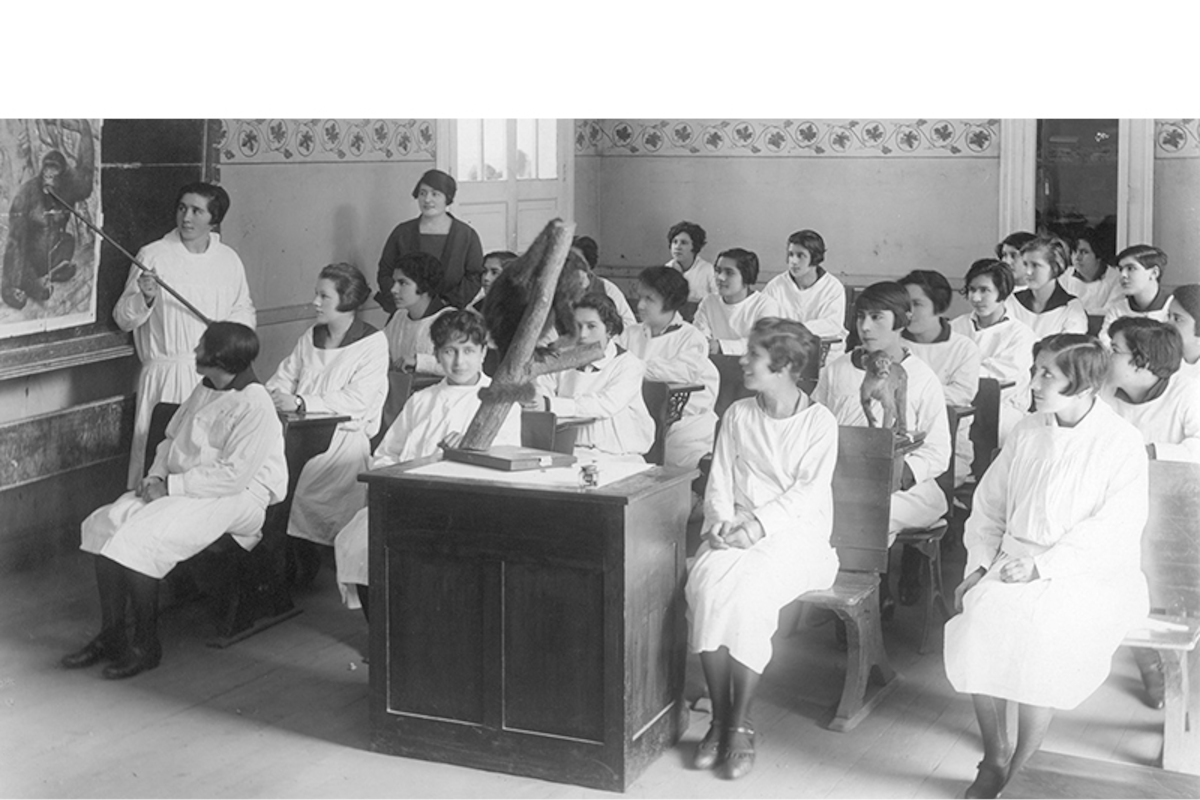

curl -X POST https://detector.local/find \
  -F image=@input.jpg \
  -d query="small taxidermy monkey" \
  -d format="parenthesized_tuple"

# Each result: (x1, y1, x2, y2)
(855, 347, 908, 436)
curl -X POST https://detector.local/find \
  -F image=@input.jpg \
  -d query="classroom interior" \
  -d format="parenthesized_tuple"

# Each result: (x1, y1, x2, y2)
(1, 118, 1198, 798)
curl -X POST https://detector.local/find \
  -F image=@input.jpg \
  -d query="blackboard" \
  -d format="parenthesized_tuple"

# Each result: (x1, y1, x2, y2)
(0, 119, 217, 380)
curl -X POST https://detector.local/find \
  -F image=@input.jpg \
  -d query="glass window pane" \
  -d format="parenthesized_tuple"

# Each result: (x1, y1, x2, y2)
(456, 119, 482, 182)
(483, 119, 506, 181)
(1035, 119, 1118, 239)
(515, 119, 535, 180)
(537, 119, 557, 179)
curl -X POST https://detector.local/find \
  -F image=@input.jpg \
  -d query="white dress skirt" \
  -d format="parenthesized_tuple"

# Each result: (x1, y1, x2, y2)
(686, 398, 840, 674)
(943, 402, 1150, 709)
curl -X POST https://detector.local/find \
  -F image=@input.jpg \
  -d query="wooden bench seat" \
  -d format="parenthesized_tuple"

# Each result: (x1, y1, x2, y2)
(1001, 749, 1200, 799)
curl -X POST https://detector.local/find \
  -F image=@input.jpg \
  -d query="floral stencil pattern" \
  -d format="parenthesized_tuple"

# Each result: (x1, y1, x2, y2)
(220, 119, 435, 163)
(575, 119, 1001, 157)
(1156, 120, 1200, 157)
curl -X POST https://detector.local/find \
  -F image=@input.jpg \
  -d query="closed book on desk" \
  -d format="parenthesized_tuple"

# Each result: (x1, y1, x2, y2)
(443, 445, 577, 472)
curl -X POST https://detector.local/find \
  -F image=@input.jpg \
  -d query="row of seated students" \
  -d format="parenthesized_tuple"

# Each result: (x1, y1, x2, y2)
(59, 178, 1197, 797)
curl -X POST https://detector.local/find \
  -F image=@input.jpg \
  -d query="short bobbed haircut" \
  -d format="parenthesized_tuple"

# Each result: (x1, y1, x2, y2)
(412, 169, 457, 204)
(431, 309, 488, 350)
(1032, 334, 1109, 397)
(787, 229, 826, 266)
(855, 281, 912, 330)
(667, 221, 707, 254)
(574, 291, 624, 337)
(1115, 244, 1168, 279)
(715, 247, 760, 286)
(994, 230, 1036, 259)
(393, 252, 444, 297)
(899, 269, 953, 315)
(1076, 225, 1116, 266)
(1020, 235, 1070, 278)
(1171, 285, 1200, 336)
(318, 262, 371, 312)
(199, 321, 259, 375)
(1109, 317, 1183, 378)
(175, 181, 230, 225)
(964, 258, 1015, 300)
(748, 317, 820, 386)
(638, 266, 689, 313)
(571, 235, 600, 270)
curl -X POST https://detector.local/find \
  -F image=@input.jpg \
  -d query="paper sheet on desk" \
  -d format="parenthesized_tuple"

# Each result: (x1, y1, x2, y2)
(409, 457, 652, 489)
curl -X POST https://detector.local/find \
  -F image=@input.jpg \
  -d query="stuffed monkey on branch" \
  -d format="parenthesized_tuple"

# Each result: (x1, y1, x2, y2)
(459, 218, 601, 451)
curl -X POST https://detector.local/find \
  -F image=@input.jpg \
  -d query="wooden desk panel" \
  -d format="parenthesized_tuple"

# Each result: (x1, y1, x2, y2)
(364, 462, 694, 791)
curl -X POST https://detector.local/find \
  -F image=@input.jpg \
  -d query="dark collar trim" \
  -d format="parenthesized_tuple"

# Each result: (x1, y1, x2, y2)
(1129, 286, 1170, 313)
(313, 317, 379, 349)
(1015, 283, 1075, 313)
(902, 318, 952, 344)
(1115, 376, 1171, 405)
(203, 367, 260, 392)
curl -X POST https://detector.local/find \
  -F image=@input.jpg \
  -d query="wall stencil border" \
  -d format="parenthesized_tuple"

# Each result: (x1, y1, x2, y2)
(1155, 120, 1200, 158)
(576, 119, 1000, 158)
(218, 119, 436, 164)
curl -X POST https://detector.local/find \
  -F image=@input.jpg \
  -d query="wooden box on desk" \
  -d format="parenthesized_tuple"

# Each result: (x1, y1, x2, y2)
(361, 456, 697, 792)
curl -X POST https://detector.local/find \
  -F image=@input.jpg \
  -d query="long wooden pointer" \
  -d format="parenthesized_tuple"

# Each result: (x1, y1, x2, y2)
(46, 188, 213, 325)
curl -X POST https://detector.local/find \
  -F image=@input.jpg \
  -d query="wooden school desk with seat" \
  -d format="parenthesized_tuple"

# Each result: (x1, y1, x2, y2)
(361, 455, 696, 792)
(144, 402, 348, 646)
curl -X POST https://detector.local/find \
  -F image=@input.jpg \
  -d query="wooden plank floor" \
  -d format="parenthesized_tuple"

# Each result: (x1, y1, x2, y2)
(0, 547, 1168, 798)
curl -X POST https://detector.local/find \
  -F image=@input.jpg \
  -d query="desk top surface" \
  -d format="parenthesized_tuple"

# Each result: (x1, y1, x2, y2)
(362, 453, 697, 505)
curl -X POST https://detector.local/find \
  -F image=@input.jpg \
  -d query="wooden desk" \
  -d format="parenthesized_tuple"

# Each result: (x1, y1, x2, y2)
(1001, 750, 1200, 799)
(362, 460, 696, 791)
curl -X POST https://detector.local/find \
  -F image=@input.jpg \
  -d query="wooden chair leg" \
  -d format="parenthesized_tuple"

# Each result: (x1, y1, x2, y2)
(828, 593, 898, 732)
(1160, 648, 1200, 775)
(918, 538, 952, 655)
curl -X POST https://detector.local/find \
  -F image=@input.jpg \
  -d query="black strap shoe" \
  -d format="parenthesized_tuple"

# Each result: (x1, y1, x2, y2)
(102, 643, 162, 680)
(61, 633, 124, 669)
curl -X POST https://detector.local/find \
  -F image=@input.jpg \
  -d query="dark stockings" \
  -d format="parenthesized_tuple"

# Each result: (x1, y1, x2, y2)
(95, 556, 128, 643)
(970, 694, 1052, 797)
(124, 569, 161, 653)
(699, 647, 760, 730)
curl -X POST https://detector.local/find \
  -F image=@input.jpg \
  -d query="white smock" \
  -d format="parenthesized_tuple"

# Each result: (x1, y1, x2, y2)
(815, 349, 950, 539)
(382, 304, 453, 374)
(537, 341, 654, 462)
(686, 397, 840, 674)
(904, 322, 983, 485)
(1008, 287, 1088, 339)
(113, 230, 256, 487)
(1099, 292, 1173, 346)
(266, 324, 389, 545)
(334, 374, 522, 607)
(943, 402, 1149, 709)
(693, 291, 781, 356)
(1105, 374, 1200, 463)
(950, 313, 1038, 448)
(763, 269, 848, 353)
(624, 314, 719, 468)
(81, 379, 286, 579)
(1060, 267, 1120, 315)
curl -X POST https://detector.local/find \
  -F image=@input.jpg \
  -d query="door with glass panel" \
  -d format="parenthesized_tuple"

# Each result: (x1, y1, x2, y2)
(436, 119, 574, 254)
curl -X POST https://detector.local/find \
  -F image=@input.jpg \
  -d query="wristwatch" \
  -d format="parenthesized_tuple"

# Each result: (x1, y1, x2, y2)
(295, 395, 306, 415)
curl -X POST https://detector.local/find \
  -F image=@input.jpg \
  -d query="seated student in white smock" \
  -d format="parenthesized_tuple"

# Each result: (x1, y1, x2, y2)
(664, 220, 717, 321)
(995, 230, 1036, 320)
(1099, 244, 1172, 345)
(694, 247, 781, 355)
(1168, 284, 1200, 381)
(816, 282, 951, 541)
(114, 182, 256, 488)
(944, 335, 1149, 800)
(900, 270, 982, 487)
(64, 323, 286, 680)
(266, 264, 389, 572)
(624, 267, 719, 469)
(382, 251, 455, 375)
(1060, 227, 1120, 314)
(1105, 317, 1200, 463)
(570, 235, 637, 332)
(951, 259, 1038, 449)
(529, 293, 654, 463)
(334, 310, 521, 618)
(1007, 236, 1088, 338)
(686, 318, 839, 781)
(762, 229, 848, 355)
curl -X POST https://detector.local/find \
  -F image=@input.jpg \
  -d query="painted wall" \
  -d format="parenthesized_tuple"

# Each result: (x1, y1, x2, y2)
(1154, 120, 1200, 287)
(574, 119, 1001, 288)
(215, 119, 436, 376)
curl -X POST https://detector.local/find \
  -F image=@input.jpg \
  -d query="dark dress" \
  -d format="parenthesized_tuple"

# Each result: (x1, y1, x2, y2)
(376, 214, 484, 312)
